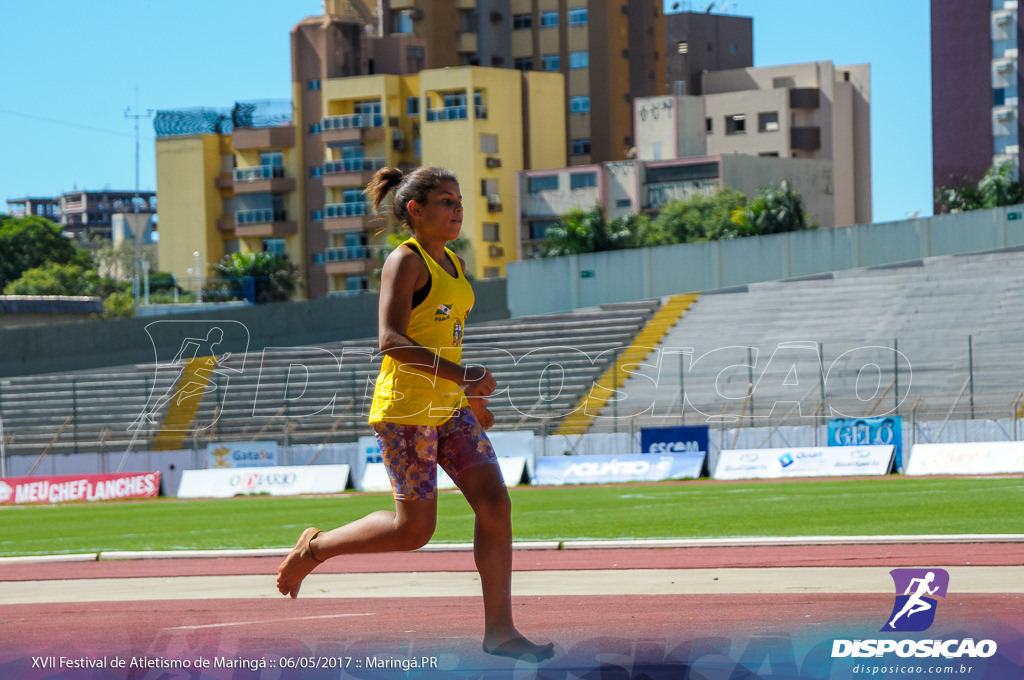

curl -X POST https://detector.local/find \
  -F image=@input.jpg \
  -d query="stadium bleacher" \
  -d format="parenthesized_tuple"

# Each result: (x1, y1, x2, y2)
(2, 248, 1024, 461)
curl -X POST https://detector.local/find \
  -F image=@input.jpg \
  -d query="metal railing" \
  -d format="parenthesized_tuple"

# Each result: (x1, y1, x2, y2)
(322, 113, 384, 130)
(235, 208, 287, 225)
(323, 158, 386, 175)
(233, 165, 286, 182)
(325, 202, 370, 218)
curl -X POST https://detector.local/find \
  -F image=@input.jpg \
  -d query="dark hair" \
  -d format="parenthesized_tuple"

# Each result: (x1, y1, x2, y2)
(365, 166, 459, 227)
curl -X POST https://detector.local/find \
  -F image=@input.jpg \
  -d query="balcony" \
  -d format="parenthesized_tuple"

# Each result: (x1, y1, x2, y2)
(324, 245, 381, 276)
(321, 113, 386, 144)
(232, 125, 295, 150)
(322, 158, 386, 188)
(233, 165, 296, 194)
(789, 87, 820, 110)
(233, 209, 297, 238)
(324, 201, 374, 231)
(426, 105, 487, 122)
(790, 126, 822, 151)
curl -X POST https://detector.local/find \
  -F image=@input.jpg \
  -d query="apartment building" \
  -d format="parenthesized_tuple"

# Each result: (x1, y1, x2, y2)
(7, 190, 156, 239)
(664, 9, 753, 96)
(701, 61, 871, 227)
(932, 0, 1019, 195)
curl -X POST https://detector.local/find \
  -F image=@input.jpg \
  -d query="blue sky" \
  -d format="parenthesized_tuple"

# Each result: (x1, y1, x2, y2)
(0, 0, 931, 223)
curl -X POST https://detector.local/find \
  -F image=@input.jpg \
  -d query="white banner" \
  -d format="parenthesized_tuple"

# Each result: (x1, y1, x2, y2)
(360, 457, 528, 493)
(177, 464, 350, 498)
(905, 442, 1024, 475)
(206, 441, 279, 468)
(713, 445, 894, 480)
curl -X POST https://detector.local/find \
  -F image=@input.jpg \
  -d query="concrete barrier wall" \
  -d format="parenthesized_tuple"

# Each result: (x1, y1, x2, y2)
(506, 205, 1024, 317)
(0, 278, 509, 378)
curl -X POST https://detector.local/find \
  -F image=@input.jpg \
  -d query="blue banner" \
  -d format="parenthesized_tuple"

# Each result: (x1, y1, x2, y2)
(535, 452, 705, 486)
(828, 416, 903, 471)
(640, 425, 710, 455)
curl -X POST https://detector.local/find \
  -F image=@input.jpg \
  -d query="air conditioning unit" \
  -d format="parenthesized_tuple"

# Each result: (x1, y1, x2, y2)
(487, 194, 503, 212)
(392, 130, 408, 150)
(489, 245, 505, 257)
(409, 8, 424, 20)
(485, 156, 502, 168)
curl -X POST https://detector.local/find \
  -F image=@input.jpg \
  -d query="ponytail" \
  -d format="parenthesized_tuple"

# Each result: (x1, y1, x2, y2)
(365, 166, 459, 227)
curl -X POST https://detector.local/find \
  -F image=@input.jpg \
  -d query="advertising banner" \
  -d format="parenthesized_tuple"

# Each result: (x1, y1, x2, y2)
(176, 464, 350, 498)
(713, 445, 894, 480)
(360, 457, 529, 493)
(0, 471, 161, 505)
(533, 452, 705, 486)
(828, 416, 903, 471)
(905, 441, 1024, 475)
(640, 425, 710, 456)
(205, 441, 279, 468)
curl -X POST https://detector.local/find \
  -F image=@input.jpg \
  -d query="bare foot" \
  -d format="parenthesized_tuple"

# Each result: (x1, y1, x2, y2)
(483, 635, 555, 663)
(276, 527, 322, 598)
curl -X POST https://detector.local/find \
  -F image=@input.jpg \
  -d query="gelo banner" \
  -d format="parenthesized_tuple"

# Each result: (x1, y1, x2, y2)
(828, 416, 903, 471)
(0, 472, 161, 505)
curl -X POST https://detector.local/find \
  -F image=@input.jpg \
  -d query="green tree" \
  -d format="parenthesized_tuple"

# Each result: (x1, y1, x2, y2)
(0, 216, 88, 289)
(211, 251, 300, 303)
(540, 206, 637, 257)
(936, 161, 1024, 214)
(3, 261, 128, 299)
(737, 179, 817, 236)
(652, 188, 748, 243)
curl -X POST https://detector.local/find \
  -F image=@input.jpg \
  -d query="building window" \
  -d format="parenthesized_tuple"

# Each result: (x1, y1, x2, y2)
(394, 11, 414, 33)
(514, 56, 533, 71)
(571, 138, 591, 156)
(568, 7, 588, 25)
(311, 209, 323, 222)
(530, 220, 558, 240)
(570, 172, 597, 190)
(308, 79, 321, 90)
(480, 133, 499, 154)
(677, 41, 689, 54)
(528, 176, 559, 193)
(311, 166, 323, 178)
(260, 150, 283, 167)
(263, 238, 287, 255)
(758, 111, 780, 132)
(725, 114, 746, 135)
(540, 11, 558, 27)
(483, 267, 501, 279)
(513, 13, 532, 29)
(542, 54, 560, 71)
(570, 95, 590, 113)
(569, 51, 589, 69)
(616, 198, 632, 208)
(407, 97, 420, 116)
(309, 123, 321, 135)
(482, 222, 500, 242)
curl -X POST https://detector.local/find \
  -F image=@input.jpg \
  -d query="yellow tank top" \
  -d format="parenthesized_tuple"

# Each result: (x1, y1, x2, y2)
(369, 238, 475, 426)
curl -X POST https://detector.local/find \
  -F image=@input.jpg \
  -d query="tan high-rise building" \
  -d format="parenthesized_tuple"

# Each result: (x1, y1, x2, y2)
(381, 0, 664, 165)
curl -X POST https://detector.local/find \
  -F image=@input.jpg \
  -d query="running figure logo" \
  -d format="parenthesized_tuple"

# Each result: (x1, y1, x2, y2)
(881, 568, 950, 632)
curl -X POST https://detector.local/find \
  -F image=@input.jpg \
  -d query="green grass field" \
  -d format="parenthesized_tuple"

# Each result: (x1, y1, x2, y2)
(1, 476, 1022, 558)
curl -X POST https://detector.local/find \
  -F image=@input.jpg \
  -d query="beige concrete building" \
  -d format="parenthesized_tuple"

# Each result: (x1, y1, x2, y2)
(701, 60, 871, 227)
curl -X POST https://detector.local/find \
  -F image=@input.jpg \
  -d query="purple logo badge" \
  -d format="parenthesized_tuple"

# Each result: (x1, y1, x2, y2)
(881, 568, 950, 632)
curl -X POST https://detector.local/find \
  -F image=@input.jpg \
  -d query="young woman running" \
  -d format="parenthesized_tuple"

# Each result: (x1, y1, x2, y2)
(276, 166, 553, 663)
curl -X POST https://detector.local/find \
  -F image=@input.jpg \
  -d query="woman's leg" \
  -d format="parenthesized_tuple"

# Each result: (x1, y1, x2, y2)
(456, 463, 554, 661)
(276, 497, 437, 598)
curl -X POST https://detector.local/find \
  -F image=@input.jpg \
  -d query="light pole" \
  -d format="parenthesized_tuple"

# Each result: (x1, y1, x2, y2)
(125, 88, 152, 310)
(194, 250, 203, 303)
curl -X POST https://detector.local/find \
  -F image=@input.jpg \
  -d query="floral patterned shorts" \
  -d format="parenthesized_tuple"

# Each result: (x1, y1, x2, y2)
(372, 407, 498, 501)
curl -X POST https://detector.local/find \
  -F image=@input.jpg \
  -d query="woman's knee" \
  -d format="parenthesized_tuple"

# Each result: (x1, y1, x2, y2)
(394, 508, 436, 550)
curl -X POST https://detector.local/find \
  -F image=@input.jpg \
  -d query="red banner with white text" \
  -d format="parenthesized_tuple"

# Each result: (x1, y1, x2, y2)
(0, 472, 161, 505)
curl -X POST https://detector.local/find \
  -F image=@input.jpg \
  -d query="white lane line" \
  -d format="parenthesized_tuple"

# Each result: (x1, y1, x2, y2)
(164, 612, 375, 631)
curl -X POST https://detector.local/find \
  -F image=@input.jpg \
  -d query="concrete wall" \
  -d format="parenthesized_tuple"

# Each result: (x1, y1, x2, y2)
(506, 205, 1024, 317)
(0, 278, 509, 378)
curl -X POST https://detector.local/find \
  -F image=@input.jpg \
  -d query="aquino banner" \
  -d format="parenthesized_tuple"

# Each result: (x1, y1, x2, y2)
(828, 416, 903, 471)
(534, 452, 705, 486)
